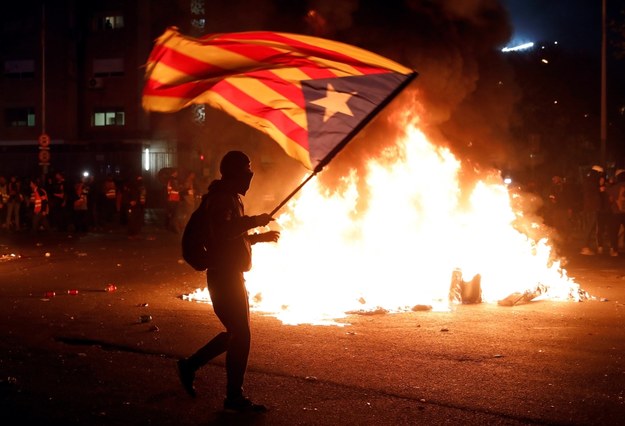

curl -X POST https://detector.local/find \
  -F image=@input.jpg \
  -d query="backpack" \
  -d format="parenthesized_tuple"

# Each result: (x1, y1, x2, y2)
(181, 198, 214, 271)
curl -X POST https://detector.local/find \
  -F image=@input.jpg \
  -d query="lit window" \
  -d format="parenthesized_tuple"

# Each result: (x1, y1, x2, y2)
(98, 15, 124, 30)
(93, 109, 125, 126)
(5, 107, 35, 127)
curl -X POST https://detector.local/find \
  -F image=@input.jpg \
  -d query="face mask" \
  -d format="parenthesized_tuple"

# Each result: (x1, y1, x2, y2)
(236, 171, 254, 195)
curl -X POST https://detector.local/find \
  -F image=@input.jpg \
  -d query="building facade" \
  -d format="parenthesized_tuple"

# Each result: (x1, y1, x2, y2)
(0, 0, 196, 196)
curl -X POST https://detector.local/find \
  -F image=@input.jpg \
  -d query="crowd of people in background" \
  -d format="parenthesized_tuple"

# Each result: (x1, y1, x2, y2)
(0, 171, 151, 238)
(540, 165, 625, 257)
(2, 165, 625, 256)
(0, 169, 202, 238)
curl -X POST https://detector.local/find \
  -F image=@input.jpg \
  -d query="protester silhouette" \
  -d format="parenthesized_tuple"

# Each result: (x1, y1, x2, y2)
(543, 175, 576, 245)
(126, 175, 145, 238)
(608, 169, 625, 256)
(580, 165, 604, 255)
(180, 170, 198, 225)
(176, 151, 279, 413)
(597, 174, 611, 254)
(165, 170, 181, 233)
(5, 175, 22, 231)
(49, 171, 68, 231)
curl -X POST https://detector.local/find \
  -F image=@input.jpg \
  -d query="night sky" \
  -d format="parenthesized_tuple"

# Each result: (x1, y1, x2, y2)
(502, 0, 603, 54)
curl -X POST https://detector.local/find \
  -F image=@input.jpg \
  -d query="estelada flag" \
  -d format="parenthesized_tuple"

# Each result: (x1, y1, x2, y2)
(142, 27, 417, 171)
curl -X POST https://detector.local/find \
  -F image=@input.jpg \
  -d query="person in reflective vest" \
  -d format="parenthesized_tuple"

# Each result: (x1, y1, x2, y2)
(29, 178, 50, 233)
(165, 170, 181, 232)
(102, 174, 118, 226)
(72, 176, 90, 234)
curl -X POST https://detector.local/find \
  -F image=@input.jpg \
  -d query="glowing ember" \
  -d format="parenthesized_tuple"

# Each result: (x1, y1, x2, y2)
(0, 253, 20, 262)
(184, 118, 588, 325)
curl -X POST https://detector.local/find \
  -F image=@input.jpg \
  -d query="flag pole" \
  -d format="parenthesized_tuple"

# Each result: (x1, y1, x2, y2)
(269, 172, 317, 217)
(269, 71, 418, 217)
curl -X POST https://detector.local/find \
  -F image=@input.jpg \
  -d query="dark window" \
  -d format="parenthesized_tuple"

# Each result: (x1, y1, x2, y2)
(4, 60, 35, 79)
(2, 13, 36, 34)
(92, 58, 124, 78)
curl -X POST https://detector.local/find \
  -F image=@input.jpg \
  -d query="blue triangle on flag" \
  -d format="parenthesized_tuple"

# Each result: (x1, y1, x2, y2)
(302, 72, 411, 168)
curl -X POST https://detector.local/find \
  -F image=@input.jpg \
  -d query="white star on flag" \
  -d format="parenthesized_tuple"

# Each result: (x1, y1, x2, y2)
(311, 83, 357, 123)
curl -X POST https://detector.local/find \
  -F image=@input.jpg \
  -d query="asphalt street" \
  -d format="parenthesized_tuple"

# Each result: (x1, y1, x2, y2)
(1, 221, 624, 425)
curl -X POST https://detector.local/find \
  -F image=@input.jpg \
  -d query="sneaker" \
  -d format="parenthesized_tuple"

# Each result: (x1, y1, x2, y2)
(597, 247, 604, 255)
(610, 248, 619, 257)
(580, 247, 595, 256)
(224, 396, 267, 413)
(177, 358, 196, 398)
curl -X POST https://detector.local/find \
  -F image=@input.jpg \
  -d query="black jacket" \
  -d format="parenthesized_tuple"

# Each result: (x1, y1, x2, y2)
(205, 179, 257, 272)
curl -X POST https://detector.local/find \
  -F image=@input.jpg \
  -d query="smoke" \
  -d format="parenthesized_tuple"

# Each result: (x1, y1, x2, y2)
(171, 0, 522, 212)
(303, 0, 522, 202)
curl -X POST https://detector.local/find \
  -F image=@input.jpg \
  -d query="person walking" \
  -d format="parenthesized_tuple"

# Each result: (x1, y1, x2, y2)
(176, 151, 280, 413)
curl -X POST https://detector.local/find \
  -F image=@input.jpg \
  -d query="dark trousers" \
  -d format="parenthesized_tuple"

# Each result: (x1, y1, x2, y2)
(31, 211, 50, 233)
(127, 206, 143, 235)
(582, 210, 599, 247)
(187, 270, 250, 398)
(598, 211, 610, 248)
(165, 201, 180, 232)
(49, 200, 67, 231)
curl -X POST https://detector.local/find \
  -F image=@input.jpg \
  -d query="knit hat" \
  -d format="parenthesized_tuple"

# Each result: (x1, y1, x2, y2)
(220, 151, 251, 178)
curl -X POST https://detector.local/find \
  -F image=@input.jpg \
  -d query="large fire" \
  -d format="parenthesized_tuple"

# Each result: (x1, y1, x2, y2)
(184, 116, 588, 325)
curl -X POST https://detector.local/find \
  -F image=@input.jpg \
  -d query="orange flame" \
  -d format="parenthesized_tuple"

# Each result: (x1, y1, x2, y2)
(184, 116, 586, 325)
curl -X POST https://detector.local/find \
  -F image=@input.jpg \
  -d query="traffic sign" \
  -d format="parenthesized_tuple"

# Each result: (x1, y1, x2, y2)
(38, 133, 50, 147)
(38, 148, 50, 164)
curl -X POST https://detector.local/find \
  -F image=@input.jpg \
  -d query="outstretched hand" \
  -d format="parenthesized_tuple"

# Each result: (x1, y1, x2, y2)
(257, 230, 280, 243)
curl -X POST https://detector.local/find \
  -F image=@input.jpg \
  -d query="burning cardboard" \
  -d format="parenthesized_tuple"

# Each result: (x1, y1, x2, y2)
(449, 269, 482, 304)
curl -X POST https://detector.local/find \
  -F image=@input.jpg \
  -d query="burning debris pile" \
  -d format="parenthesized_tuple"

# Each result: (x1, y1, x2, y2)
(183, 118, 592, 325)
(178, 1, 594, 324)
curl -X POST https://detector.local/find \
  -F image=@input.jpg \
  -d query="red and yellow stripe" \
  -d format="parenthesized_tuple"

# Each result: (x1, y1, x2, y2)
(142, 27, 413, 169)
